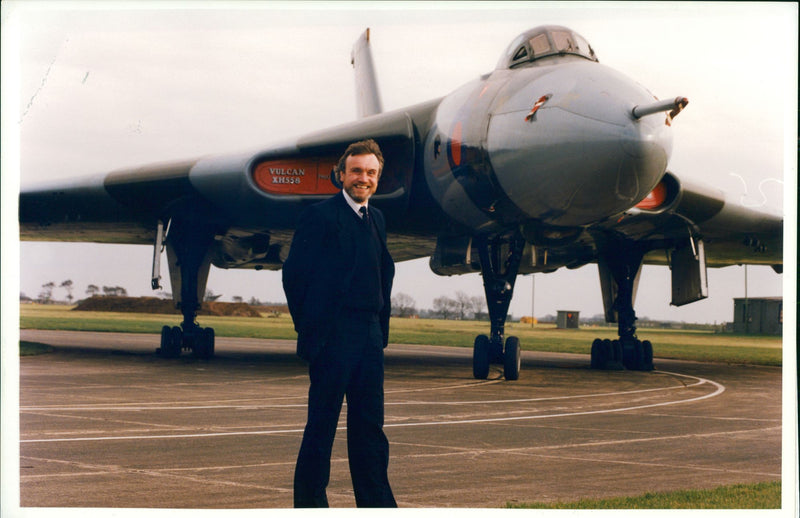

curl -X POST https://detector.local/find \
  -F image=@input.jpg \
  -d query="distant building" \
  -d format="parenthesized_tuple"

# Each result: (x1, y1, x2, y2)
(556, 310, 580, 329)
(733, 297, 782, 335)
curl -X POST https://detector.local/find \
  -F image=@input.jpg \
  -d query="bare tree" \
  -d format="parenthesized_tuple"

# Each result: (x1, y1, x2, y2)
(39, 282, 55, 304)
(433, 295, 459, 320)
(391, 292, 417, 317)
(455, 291, 472, 320)
(60, 280, 74, 304)
(204, 290, 223, 302)
(470, 295, 486, 320)
(102, 286, 128, 297)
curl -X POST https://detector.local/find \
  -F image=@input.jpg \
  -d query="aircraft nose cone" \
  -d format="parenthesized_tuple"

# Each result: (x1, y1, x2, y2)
(616, 116, 672, 199)
(487, 63, 672, 226)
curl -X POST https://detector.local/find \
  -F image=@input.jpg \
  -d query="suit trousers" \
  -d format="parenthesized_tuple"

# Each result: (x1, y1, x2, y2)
(293, 313, 396, 508)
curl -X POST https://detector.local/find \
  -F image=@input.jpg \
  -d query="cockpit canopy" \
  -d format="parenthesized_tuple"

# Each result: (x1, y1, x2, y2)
(497, 25, 598, 69)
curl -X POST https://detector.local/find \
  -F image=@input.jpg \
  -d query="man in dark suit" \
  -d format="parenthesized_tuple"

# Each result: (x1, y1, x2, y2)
(282, 139, 396, 508)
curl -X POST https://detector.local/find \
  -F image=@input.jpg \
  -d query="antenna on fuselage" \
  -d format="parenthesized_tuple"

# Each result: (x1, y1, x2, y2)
(351, 28, 383, 118)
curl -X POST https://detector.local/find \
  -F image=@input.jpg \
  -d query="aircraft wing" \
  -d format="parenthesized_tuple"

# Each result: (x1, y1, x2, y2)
(596, 170, 783, 269)
(19, 101, 439, 269)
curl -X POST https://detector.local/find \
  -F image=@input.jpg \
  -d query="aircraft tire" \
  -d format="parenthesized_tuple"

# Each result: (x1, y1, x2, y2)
(622, 341, 632, 369)
(602, 339, 612, 367)
(159, 325, 171, 356)
(194, 327, 215, 359)
(160, 326, 182, 358)
(590, 338, 603, 369)
(611, 340, 622, 363)
(206, 327, 215, 358)
(503, 336, 521, 381)
(641, 340, 654, 371)
(630, 339, 644, 370)
(473, 335, 490, 379)
(193, 331, 207, 359)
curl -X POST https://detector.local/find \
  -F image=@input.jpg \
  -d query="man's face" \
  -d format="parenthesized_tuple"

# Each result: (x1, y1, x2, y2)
(339, 153, 381, 204)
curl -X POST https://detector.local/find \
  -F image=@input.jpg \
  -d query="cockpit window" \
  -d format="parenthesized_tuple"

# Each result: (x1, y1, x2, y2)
(551, 31, 572, 52)
(573, 34, 595, 59)
(530, 34, 550, 56)
(498, 25, 598, 69)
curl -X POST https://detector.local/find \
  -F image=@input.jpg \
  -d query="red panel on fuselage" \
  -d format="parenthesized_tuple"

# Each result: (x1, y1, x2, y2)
(252, 158, 339, 195)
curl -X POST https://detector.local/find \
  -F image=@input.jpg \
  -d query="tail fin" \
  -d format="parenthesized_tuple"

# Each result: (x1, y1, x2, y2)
(350, 28, 382, 118)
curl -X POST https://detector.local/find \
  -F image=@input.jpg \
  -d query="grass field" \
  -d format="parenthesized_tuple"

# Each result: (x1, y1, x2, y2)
(19, 304, 782, 366)
(506, 481, 782, 509)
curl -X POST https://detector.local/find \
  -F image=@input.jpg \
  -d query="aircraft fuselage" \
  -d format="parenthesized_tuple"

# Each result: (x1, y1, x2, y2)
(422, 56, 672, 235)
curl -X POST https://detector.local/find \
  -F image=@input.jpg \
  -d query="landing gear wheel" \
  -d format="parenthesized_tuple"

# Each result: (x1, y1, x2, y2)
(621, 339, 653, 371)
(641, 340, 653, 371)
(473, 335, 490, 380)
(590, 338, 624, 369)
(503, 336, 521, 381)
(629, 339, 644, 370)
(205, 327, 215, 358)
(172, 325, 183, 347)
(601, 339, 612, 362)
(194, 327, 215, 359)
(172, 326, 184, 356)
(607, 339, 623, 370)
(160, 325, 182, 358)
(611, 340, 623, 364)
(159, 325, 170, 355)
(590, 338, 603, 369)
(599, 339, 615, 369)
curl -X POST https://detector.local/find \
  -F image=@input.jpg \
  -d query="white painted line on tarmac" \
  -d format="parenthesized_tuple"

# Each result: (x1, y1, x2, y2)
(20, 370, 723, 444)
(21, 402, 310, 411)
(383, 370, 725, 428)
(19, 370, 700, 412)
(386, 371, 706, 406)
(21, 427, 308, 443)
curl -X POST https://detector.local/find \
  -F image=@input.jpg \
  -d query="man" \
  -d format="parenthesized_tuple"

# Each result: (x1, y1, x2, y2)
(282, 139, 396, 508)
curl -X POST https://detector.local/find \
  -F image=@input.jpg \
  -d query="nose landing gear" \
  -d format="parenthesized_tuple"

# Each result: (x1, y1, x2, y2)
(472, 234, 524, 381)
(472, 334, 521, 380)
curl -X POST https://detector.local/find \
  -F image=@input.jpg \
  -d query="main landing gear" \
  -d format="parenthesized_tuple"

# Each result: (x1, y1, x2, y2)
(472, 235, 524, 381)
(159, 325, 215, 360)
(591, 240, 654, 371)
(153, 217, 217, 359)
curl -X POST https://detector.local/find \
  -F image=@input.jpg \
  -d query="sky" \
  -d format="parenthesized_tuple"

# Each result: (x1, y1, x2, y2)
(3, 1, 797, 325)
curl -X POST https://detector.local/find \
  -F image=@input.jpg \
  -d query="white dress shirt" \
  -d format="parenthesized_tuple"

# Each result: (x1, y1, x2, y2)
(342, 190, 368, 218)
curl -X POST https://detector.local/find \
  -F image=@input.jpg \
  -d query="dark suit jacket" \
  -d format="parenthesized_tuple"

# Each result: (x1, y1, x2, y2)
(282, 192, 395, 362)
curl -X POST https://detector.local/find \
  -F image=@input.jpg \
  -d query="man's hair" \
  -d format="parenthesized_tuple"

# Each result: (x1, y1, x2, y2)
(336, 139, 384, 176)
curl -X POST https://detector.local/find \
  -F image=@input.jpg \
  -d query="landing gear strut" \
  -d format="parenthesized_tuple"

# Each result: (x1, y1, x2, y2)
(155, 218, 216, 359)
(472, 234, 524, 381)
(592, 240, 653, 371)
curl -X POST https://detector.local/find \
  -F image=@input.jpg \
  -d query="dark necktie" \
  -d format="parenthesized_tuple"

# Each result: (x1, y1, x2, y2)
(359, 206, 369, 224)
